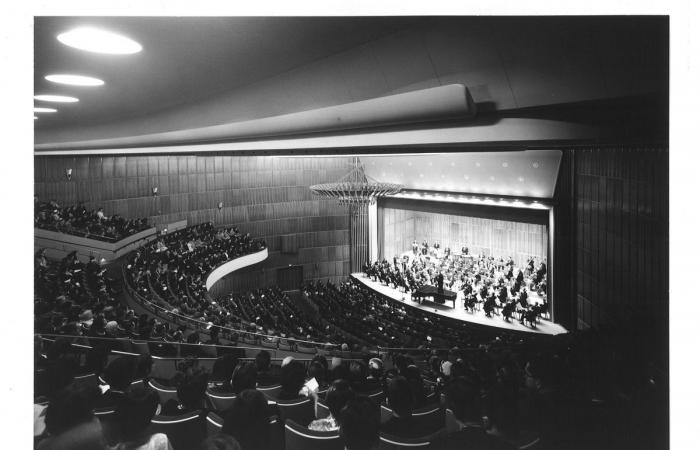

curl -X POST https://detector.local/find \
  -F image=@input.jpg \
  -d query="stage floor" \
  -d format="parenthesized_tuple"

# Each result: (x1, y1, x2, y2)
(351, 273, 568, 335)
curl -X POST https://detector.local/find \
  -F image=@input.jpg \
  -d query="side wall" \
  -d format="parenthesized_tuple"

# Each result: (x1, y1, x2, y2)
(34, 155, 352, 289)
(573, 147, 669, 340)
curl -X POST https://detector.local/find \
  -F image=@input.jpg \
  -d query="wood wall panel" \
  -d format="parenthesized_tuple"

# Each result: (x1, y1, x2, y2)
(35, 155, 353, 291)
(573, 147, 668, 338)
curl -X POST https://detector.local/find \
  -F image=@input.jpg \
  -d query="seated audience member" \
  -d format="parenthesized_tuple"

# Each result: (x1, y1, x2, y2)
(113, 385, 172, 450)
(308, 379, 356, 432)
(381, 376, 428, 438)
(403, 365, 428, 408)
(254, 350, 279, 386)
(440, 377, 516, 450)
(277, 360, 308, 400)
(97, 356, 136, 409)
(38, 384, 108, 450)
(198, 433, 242, 450)
(133, 354, 154, 386)
(365, 358, 384, 391)
(162, 369, 209, 415)
(35, 356, 80, 440)
(348, 360, 371, 392)
(210, 354, 240, 392)
(231, 362, 257, 394)
(338, 396, 381, 450)
(308, 360, 329, 392)
(222, 389, 270, 450)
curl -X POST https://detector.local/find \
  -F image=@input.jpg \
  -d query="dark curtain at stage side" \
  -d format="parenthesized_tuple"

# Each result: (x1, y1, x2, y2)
(381, 208, 547, 268)
(350, 204, 369, 273)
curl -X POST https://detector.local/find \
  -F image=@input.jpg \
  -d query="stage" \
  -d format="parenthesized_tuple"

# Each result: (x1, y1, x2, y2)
(350, 273, 568, 335)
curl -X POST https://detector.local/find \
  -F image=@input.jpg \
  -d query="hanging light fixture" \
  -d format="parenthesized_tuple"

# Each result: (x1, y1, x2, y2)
(309, 157, 403, 213)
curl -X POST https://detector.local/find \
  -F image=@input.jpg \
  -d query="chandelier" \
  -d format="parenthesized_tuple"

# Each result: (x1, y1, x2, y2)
(310, 157, 403, 208)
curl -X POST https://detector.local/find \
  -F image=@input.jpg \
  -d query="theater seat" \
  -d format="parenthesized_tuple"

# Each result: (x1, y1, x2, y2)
(316, 400, 330, 419)
(380, 403, 444, 434)
(205, 411, 224, 436)
(285, 419, 344, 450)
(275, 397, 315, 427)
(258, 384, 282, 399)
(73, 372, 98, 390)
(205, 389, 236, 413)
(149, 410, 206, 450)
(379, 432, 437, 449)
(148, 379, 179, 405)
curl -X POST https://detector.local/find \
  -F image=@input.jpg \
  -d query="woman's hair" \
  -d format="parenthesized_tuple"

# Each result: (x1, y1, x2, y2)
(177, 370, 209, 409)
(212, 354, 239, 384)
(116, 385, 160, 441)
(280, 360, 306, 396)
(338, 397, 380, 450)
(325, 379, 356, 418)
(222, 389, 269, 450)
(231, 362, 257, 394)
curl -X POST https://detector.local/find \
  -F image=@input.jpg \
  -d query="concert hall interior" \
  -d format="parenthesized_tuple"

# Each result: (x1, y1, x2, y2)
(27, 14, 671, 450)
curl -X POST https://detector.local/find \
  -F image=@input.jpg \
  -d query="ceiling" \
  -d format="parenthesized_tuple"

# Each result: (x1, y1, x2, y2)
(34, 16, 421, 129)
(361, 150, 562, 199)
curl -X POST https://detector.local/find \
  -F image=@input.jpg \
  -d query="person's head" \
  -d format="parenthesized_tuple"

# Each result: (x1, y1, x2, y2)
(368, 358, 383, 379)
(348, 360, 368, 385)
(280, 360, 306, 396)
(254, 350, 271, 372)
(445, 377, 482, 424)
(231, 362, 257, 394)
(212, 354, 239, 383)
(198, 433, 242, 450)
(222, 389, 269, 450)
(386, 376, 413, 418)
(84, 344, 110, 374)
(45, 383, 100, 436)
(177, 370, 209, 409)
(104, 356, 136, 391)
(115, 385, 160, 441)
(128, 355, 151, 381)
(339, 397, 380, 450)
(325, 379, 356, 418)
(307, 361, 326, 386)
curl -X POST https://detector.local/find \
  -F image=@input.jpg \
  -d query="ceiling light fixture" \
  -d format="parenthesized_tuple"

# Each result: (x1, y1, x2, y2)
(34, 107, 57, 113)
(34, 95, 79, 103)
(45, 74, 104, 86)
(34, 116, 38, 120)
(57, 27, 142, 54)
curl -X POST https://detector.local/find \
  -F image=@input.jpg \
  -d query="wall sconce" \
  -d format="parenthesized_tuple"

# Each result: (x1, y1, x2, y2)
(152, 187, 158, 196)
(217, 202, 224, 211)
(65, 168, 72, 181)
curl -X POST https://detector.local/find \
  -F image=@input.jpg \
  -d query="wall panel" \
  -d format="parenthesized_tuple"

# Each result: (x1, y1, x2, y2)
(35, 155, 352, 291)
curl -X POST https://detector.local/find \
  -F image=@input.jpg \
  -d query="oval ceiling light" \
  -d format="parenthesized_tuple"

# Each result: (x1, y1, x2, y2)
(57, 27, 142, 54)
(45, 74, 104, 86)
(34, 95, 79, 103)
(34, 116, 38, 120)
(34, 107, 57, 113)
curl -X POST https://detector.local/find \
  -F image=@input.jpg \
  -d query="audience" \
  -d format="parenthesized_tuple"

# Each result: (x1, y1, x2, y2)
(222, 389, 270, 450)
(35, 199, 150, 242)
(308, 379, 356, 432)
(162, 369, 209, 415)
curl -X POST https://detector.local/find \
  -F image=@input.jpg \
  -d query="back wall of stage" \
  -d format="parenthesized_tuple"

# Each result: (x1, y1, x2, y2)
(379, 199, 548, 268)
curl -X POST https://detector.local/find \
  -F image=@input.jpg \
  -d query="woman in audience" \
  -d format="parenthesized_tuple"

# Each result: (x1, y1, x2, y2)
(308, 379, 356, 432)
(112, 385, 172, 450)
(338, 396, 381, 450)
(230, 362, 257, 394)
(38, 383, 108, 450)
(97, 356, 136, 409)
(222, 389, 270, 450)
(162, 369, 209, 415)
(209, 354, 239, 392)
(277, 360, 308, 400)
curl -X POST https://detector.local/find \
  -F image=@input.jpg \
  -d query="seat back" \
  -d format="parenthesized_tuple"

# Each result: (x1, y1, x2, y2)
(131, 340, 150, 355)
(149, 411, 206, 450)
(257, 384, 282, 399)
(205, 389, 236, 414)
(379, 432, 434, 449)
(276, 397, 315, 427)
(148, 379, 179, 405)
(366, 389, 385, 405)
(285, 419, 344, 450)
(206, 411, 224, 437)
(411, 405, 444, 434)
(73, 373, 99, 390)
(316, 400, 331, 419)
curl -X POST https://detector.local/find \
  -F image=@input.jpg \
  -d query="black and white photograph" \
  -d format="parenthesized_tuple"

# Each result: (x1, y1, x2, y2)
(10, 2, 694, 448)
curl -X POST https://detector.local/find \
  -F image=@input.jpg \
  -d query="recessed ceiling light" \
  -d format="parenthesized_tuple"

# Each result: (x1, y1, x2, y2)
(45, 74, 104, 86)
(57, 27, 142, 55)
(34, 116, 38, 120)
(34, 95, 79, 103)
(34, 107, 57, 113)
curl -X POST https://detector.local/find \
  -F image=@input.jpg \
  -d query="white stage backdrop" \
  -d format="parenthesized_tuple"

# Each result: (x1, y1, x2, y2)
(381, 208, 547, 267)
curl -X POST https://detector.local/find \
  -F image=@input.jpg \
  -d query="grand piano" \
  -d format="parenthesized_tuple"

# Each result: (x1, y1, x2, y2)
(412, 285, 457, 309)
